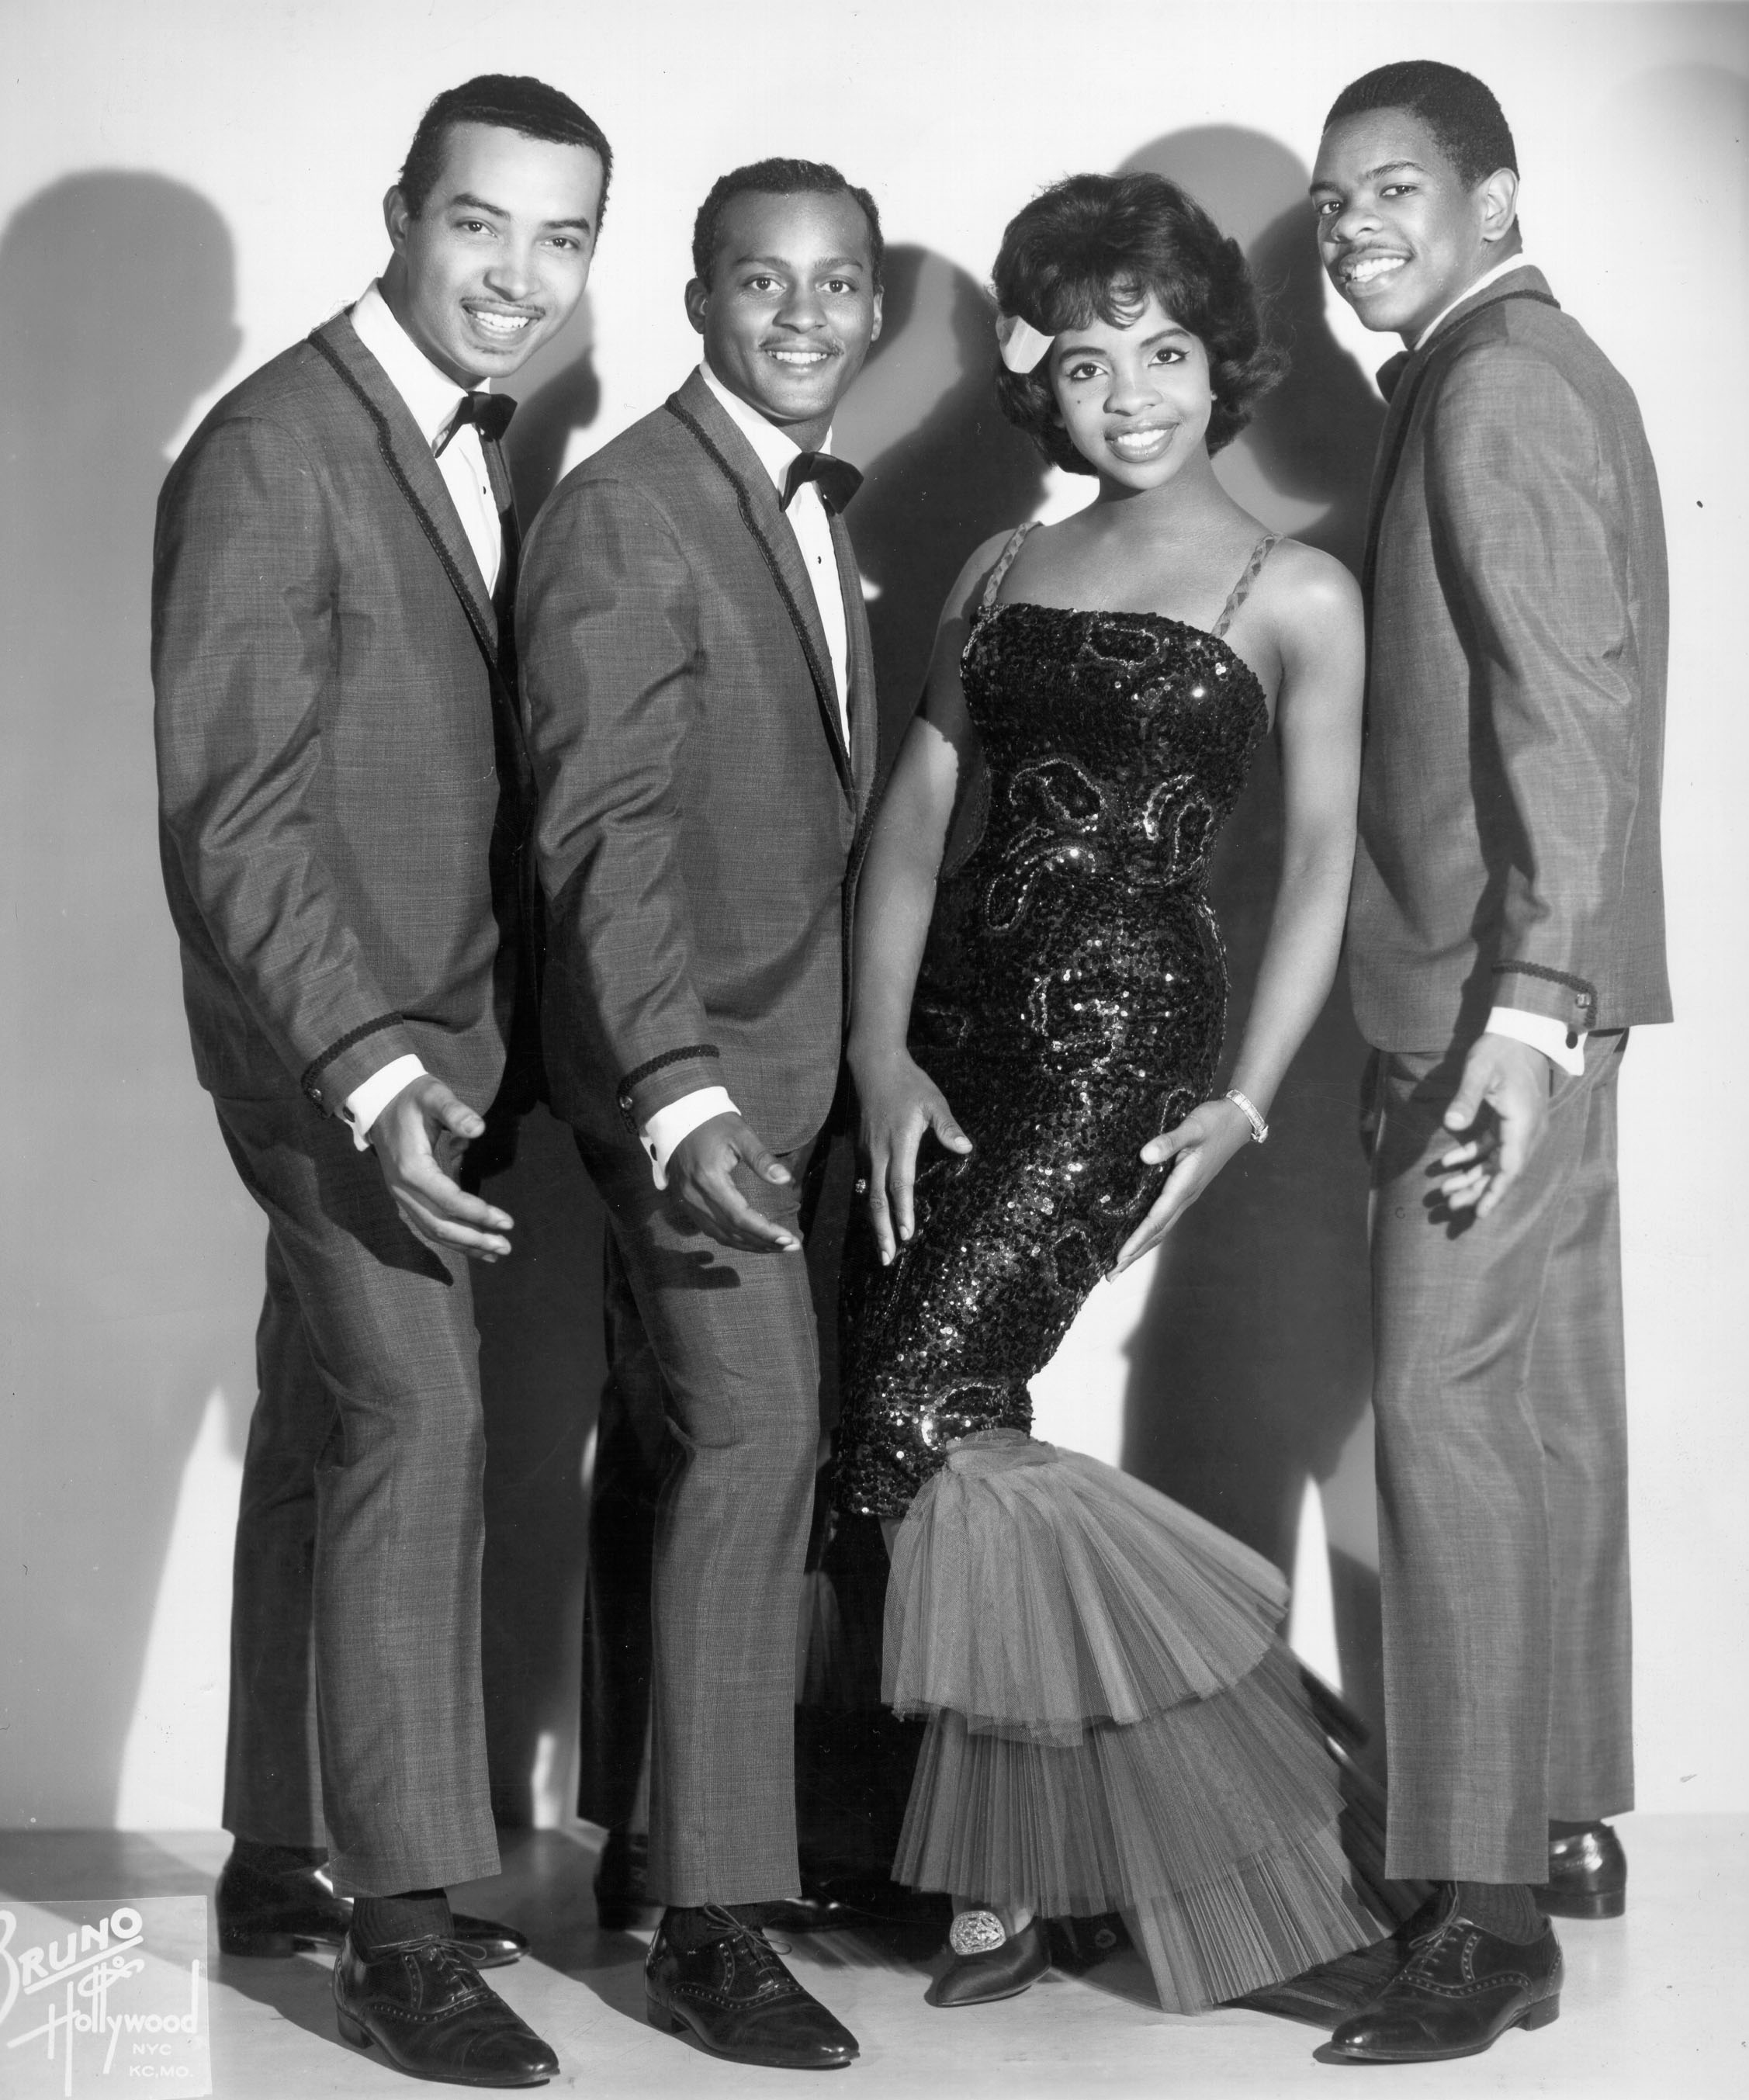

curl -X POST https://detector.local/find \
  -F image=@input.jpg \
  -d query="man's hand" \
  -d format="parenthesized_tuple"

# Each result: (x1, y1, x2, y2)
(1435, 1033, 1555, 1218)
(667, 1113, 802, 1253)
(369, 1075, 513, 1261)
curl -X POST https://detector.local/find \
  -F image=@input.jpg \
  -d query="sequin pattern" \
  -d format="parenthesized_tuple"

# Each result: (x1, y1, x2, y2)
(836, 601, 1269, 1516)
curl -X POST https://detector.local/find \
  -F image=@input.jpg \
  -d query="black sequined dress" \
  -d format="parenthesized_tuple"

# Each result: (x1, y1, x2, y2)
(835, 525, 1408, 2011)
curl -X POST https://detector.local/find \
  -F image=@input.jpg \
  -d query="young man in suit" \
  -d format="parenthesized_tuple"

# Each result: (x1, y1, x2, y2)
(154, 75, 611, 2087)
(520, 158, 882, 2071)
(1309, 61, 1668, 2064)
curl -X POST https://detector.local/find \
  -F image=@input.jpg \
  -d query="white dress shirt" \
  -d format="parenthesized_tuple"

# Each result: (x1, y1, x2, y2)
(639, 362, 858, 1187)
(698, 360, 851, 743)
(1398, 253, 1584, 1077)
(339, 281, 508, 1145)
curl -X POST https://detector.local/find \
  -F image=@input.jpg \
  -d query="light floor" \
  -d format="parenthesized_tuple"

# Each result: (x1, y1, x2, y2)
(1, 1818, 1742, 2099)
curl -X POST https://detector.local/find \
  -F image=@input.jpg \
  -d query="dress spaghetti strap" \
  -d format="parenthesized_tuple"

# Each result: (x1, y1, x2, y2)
(979, 522, 1038, 615)
(1211, 533, 1281, 641)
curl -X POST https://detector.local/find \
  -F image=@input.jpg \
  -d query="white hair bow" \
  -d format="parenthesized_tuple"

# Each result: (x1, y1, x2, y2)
(995, 312, 1054, 375)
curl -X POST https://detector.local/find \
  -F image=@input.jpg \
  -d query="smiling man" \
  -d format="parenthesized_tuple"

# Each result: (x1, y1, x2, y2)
(154, 75, 610, 2088)
(519, 159, 882, 2071)
(1308, 61, 1669, 2067)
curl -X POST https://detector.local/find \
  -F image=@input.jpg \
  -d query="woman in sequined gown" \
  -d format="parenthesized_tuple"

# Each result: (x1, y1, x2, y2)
(836, 173, 1405, 2015)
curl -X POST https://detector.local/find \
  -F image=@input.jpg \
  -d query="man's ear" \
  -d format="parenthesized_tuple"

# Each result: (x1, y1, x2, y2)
(869, 287, 883, 345)
(683, 276, 708, 338)
(1477, 165, 1519, 247)
(383, 185, 412, 258)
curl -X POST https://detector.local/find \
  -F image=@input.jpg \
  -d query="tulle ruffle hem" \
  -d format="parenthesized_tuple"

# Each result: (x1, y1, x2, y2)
(884, 1431, 1403, 2012)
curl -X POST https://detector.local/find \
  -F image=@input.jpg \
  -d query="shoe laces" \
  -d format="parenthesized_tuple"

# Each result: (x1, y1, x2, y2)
(698, 1909, 795, 1994)
(419, 1939, 488, 2001)
(1397, 1909, 1467, 1979)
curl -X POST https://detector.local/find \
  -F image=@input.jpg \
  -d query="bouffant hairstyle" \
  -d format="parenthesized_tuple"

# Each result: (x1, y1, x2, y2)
(1324, 61, 1518, 188)
(991, 172, 1283, 473)
(398, 75, 615, 223)
(691, 158, 884, 286)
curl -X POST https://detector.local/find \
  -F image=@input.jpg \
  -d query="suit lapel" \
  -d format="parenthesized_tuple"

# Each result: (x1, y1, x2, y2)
(1360, 265, 1560, 602)
(665, 373, 854, 802)
(308, 314, 501, 663)
(833, 512, 878, 809)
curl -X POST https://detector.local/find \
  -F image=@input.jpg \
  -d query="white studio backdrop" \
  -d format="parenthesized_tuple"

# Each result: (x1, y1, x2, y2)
(2, 0, 1744, 1829)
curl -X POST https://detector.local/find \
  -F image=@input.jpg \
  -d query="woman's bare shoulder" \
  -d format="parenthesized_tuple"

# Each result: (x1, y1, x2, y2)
(1254, 537, 1363, 638)
(941, 524, 1035, 623)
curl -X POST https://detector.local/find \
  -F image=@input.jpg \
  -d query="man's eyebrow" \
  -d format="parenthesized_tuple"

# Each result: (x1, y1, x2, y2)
(1309, 158, 1425, 195)
(729, 252, 868, 270)
(442, 190, 594, 233)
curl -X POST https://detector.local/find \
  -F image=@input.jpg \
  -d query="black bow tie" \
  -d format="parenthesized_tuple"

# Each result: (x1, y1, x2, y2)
(781, 450, 862, 515)
(1375, 352, 1411, 404)
(435, 390, 517, 454)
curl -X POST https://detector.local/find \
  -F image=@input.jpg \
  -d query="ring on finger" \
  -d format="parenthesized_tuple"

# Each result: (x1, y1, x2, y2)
(853, 1176, 869, 1194)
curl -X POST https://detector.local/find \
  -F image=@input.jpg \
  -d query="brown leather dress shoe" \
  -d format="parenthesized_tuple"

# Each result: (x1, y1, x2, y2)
(1324, 1908, 1562, 2064)
(1533, 1823, 1626, 1920)
(333, 1931, 557, 2087)
(216, 1851, 528, 1967)
(645, 1908, 859, 2070)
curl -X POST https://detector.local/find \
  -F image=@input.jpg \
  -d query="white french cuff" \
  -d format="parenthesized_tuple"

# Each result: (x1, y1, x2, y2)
(1486, 1005, 1586, 1077)
(344, 1054, 428, 1152)
(642, 1086, 740, 1190)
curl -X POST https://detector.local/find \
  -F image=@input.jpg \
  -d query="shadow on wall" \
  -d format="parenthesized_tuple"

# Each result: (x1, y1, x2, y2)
(0, 175, 611, 1831)
(504, 298, 601, 522)
(1110, 130, 1390, 1738)
(0, 173, 254, 1825)
(839, 244, 1050, 771)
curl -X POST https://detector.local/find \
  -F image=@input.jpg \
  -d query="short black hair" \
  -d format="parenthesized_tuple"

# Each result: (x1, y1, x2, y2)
(991, 172, 1284, 472)
(1324, 61, 1517, 187)
(398, 74, 614, 222)
(691, 158, 883, 286)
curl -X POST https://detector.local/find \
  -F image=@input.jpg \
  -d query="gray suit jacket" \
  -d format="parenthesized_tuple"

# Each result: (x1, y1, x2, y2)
(154, 311, 531, 1120)
(1348, 265, 1671, 1049)
(521, 368, 878, 1161)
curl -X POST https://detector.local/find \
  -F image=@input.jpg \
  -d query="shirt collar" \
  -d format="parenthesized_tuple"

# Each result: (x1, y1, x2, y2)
(350, 280, 487, 451)
(698, 360, 832, 494)
(1411, 251, 1539, 352)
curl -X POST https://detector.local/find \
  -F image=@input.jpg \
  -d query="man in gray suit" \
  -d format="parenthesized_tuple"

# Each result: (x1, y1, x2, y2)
(1309, 61, 1668, 2064)
(521, 158, 881, 2072)
(154, 75, 610, 2087)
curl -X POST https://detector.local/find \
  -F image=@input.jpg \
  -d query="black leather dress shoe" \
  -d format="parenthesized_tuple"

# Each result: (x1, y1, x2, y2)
(803, 1873, 950, 1931)
(216, 1851, 528, 1967)
(1323, 1909, 1562, 2064)
(645, 1908, 859, 2070)
(591, 1829, 647, 1932)
(1533, 1823, 1626, 1920)
(333, 1931, 557, 2087)
(925, 1914, 1050, 2008)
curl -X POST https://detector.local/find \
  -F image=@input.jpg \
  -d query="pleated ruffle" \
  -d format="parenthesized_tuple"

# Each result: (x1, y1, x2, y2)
(884, 1433, 1400, 2012)
(885, 1434, 1287, 1742)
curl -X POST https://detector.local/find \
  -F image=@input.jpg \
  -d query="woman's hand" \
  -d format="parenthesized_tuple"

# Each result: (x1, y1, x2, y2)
(1111, 1097, 1255, 1274)
(854, 1046, 972, 1264)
